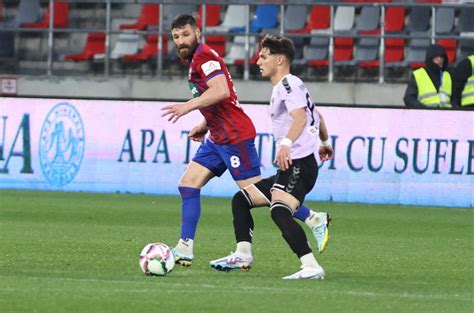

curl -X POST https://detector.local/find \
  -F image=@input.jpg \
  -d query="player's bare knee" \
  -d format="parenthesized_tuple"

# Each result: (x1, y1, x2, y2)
(271, 189, 299, 211)
(178, 172, 211, 188)
(243, 184, 270, 207)
(178, 162, 214, 188)
(178, 176, 197, 188)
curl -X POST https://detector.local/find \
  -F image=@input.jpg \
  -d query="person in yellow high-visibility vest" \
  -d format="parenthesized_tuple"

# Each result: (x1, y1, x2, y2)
(404, 44, 453, 109)
(452, 54, 474, 110)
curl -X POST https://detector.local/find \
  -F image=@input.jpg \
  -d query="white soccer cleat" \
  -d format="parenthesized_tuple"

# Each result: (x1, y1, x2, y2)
(209, 252, 253, 272)
(172, 247, 194, 267)
(282, 266, 325, 280)
(309, 212, 332, 253)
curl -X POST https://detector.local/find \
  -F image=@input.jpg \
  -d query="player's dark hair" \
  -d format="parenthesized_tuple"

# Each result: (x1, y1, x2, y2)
(171, 14, 197, 30)
(260, 35, 295, 63)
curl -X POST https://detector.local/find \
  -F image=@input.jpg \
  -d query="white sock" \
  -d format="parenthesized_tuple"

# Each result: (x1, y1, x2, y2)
(300, 253, 320, 269)
(176, 238, 193, 255)
(236, 241, 252, 256)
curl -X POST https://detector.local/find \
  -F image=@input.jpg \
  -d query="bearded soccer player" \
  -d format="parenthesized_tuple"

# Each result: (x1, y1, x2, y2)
(161, 15, 328, 267)
(210, 35, 334, 279)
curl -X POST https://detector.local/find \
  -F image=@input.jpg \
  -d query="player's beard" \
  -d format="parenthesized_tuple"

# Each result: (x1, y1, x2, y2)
(177, 40, 198, 61)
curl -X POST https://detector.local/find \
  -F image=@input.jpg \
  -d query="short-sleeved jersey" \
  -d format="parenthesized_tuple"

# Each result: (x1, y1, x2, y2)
(270, 74, 320, 159)
(188, 43, 256, 144)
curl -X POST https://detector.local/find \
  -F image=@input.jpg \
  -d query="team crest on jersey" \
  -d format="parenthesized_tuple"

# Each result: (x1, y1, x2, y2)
(307, 126, 318, 136)
(39, 102, 85, 187)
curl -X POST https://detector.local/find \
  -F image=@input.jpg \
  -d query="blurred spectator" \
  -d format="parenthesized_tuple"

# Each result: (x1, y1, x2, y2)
(404, 44, 452, 109)
(452, 55, 474, 110)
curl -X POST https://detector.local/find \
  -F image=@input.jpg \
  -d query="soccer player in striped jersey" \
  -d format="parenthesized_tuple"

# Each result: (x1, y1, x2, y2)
(210, 35, 334, 279)
(162, 15, 325, 267)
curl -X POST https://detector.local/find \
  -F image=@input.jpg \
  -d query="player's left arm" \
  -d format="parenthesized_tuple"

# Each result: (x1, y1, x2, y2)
(161, 75, 229, 123)
(317, 111, 334, 162)
(275, 108, 307, 171)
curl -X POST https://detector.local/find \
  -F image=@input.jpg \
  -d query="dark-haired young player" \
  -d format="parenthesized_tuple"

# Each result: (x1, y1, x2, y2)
(210, 35, 334, 279)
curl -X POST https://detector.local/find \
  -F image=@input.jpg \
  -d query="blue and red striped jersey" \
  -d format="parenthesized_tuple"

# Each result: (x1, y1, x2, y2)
(188, 43, 256, 144)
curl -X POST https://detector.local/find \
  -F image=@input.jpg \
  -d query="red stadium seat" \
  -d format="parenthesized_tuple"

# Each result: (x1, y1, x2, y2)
(385, 6, 405, 32)
(64, 33, 105, 62)
(437, 39, 457, 64)
(120, 4, 159, 30)
(334, 37, 354, 62)
(197, 4, 224, 56)
(22, 2, 68, 29)
(384, 39, 405, 63)
(409, 61, 425, 69)
(122, 35, 168, 62)
(308, 37, 354, 68)
(206, 36, 226, 57)
(358, 37, 405, 68)
(196, 5, 221, 28)
(356, 2, 406, 69)
(289, 5, 330, 34)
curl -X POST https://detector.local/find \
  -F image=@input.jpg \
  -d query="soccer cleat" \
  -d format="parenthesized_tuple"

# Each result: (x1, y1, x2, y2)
(172, 247, 194, 267)
(310, 212, 332, 253)
(282, 266, 325, 280)
(209, 252, 253, 272)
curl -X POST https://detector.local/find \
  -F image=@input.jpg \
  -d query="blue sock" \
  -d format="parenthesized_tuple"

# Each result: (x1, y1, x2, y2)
(293, 204, 311, 222)
(178, 187, 201, 240)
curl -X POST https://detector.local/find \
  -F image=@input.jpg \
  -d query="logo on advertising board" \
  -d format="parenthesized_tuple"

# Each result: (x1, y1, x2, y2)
(39, 102, 85, 187)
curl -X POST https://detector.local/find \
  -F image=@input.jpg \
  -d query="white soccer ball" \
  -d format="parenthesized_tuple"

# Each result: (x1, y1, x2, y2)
(139, 243, 175, 276)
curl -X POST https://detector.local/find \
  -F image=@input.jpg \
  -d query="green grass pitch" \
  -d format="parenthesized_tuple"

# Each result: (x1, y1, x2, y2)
(0, 190, 472, 313)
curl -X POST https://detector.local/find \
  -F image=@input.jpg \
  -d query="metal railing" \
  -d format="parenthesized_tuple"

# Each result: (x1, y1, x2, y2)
(0, 0, 473, 82)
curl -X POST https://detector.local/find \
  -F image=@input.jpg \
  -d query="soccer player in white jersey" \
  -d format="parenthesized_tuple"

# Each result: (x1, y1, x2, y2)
(210, 35, 334, 279)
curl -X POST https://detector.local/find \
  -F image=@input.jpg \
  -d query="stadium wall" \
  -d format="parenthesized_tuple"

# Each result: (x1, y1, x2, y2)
(0, 97, 472, 207)
(14, 77, 406, 107)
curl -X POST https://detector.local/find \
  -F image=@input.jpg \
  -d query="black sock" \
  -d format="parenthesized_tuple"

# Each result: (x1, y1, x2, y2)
(271, 201, 312, 258)
(232, 190, 254, 243)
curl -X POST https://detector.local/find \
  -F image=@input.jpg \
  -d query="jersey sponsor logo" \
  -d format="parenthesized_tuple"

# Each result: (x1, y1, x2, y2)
(201, 60, 222, 76)
(307, 126, 318, 136)
(39, 102, 85, 187)
(188, 82, 200, 98)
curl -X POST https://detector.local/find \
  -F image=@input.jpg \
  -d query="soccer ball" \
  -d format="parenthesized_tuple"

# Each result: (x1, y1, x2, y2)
(139, 243, 175, 276)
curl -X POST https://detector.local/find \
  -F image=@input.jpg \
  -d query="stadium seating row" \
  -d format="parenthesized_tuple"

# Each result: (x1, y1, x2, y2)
(0, 0, 473, 78)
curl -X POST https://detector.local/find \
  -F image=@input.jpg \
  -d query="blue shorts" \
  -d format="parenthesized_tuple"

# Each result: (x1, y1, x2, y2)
(192, 138, 261, 181)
